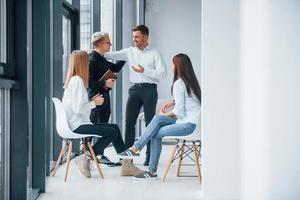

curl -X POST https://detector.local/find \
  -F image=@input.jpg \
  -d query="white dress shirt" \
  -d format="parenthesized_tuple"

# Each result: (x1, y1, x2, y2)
(104, 46, 167, 84)
(62, 76, 96, 131)
(172, 78, 201, 125)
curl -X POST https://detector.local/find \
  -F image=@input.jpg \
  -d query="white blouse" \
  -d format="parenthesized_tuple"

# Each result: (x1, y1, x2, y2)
(172, 78, 201, 125)
(62, 76, 96, 131)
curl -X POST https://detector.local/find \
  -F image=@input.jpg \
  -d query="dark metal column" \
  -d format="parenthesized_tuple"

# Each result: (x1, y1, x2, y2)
(10, 0, 28, 198)
(92, 0, 101, 32)
(32, 0, 50, 193)
(115, 0, 123, 129)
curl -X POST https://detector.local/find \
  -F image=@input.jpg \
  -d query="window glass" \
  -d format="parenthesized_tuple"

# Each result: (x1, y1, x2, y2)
(1, 0, 7, 67)
(101, 0, 114, 50)
(62, 15, 72, 82)
(65, 0, 72, 5)
(80, 0, 92, 51)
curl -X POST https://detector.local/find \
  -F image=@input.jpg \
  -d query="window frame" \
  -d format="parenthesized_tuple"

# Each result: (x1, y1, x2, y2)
(0, 0, 15, 78)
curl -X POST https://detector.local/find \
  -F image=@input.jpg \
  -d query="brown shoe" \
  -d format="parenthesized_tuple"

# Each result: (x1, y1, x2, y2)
(121, 159, 143, 176)
(76, 155, 91, 178)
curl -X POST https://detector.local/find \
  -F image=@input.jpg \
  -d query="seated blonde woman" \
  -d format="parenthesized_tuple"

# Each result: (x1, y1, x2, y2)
(62, 50, 126, 177)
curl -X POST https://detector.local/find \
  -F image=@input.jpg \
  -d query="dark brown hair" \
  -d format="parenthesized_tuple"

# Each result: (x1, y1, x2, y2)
(171, 53, 201, 104)
(132, 25, 149, 36)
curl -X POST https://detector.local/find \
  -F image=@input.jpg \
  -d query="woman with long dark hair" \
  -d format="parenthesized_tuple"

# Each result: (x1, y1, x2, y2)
(118, 53, 201, 179)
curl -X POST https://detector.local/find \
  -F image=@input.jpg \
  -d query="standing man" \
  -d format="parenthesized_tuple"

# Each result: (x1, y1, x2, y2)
(89, 32, 126, 166)
(105, 25, 167, 166)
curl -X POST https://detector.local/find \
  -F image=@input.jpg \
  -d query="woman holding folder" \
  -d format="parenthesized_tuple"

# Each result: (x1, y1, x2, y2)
(88, 32, 126, 166)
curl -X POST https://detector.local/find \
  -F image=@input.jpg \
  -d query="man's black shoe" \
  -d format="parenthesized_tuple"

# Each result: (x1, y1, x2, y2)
(98, 155, 115, 166)
(114, 161, 122, 166)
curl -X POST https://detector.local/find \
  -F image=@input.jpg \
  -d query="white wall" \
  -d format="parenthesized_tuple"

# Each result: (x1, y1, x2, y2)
(268, 1, 300, 199)
(241, 1, 300, 199)
(145, 0, 201, 99)
(202, 0, 300, 199)
(202, 0, 241, 199)
(240, 0, 271, 199)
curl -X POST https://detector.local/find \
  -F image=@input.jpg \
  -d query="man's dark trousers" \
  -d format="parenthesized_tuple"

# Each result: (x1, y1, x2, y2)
(125, 83, 158, 161)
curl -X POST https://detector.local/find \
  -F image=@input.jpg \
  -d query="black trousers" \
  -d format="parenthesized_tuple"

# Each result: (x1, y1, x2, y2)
(73, 123, 126, 156)
(90, 92, 114, 155)
(125, 84, 158, 158)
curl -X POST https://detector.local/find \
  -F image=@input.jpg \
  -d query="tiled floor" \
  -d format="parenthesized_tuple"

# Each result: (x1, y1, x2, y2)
(38, 144, 202, 200)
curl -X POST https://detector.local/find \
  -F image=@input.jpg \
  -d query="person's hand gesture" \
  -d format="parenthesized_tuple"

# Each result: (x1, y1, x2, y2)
(159, 101, 175, 114)
(92, 94, 104, 106)
(105, 79, 115, 88)
(132, 65, 144, 73)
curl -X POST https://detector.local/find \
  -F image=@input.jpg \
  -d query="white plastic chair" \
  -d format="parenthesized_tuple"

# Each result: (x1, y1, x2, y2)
(162, 117, 202, 184)
(51, 97, 104, 182)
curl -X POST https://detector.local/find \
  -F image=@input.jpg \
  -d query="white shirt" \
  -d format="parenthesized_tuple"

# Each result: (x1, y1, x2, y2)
(62, 76, 96, 131)
(104, 46, 167, 84)
(172, 78, 201, 124)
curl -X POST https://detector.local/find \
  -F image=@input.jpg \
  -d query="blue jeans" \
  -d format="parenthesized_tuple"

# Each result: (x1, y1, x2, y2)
(134, 114, 196, 173)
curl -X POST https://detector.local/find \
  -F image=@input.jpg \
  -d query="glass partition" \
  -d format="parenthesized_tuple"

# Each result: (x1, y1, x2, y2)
(0, 0, 7, 74)
(80, 0, 92, 51)
(62, 15, 72, 82)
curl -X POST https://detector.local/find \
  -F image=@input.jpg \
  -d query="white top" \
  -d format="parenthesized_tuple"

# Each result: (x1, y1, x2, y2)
(104, 46, 167, 84)
(62, 76, 96, 131)
(172, 78, 201, 124)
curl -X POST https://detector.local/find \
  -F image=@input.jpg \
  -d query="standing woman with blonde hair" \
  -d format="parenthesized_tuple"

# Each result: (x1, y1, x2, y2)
(88, 32, 126, 166)
(62, 50, 126, 178)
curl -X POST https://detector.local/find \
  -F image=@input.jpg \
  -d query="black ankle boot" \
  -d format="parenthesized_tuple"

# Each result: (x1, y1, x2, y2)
(143, 153, 150, 166)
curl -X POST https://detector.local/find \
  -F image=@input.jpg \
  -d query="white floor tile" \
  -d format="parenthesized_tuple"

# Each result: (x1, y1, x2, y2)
(38, 144, 202, 200)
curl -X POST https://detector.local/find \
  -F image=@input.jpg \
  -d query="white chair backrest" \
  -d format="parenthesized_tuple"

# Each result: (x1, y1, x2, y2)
(52, 97, 101, 139)
(52, 97, 78, 139)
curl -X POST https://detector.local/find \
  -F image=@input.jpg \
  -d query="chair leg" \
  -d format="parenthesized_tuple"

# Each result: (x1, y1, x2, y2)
(176, 142, 185, 177)
(193, 142, 202, 184)
(64, 140, 73, 182)
(87, 142, 104, 179)
(162, 143, 178, 182)
(51, 140, 67, 176)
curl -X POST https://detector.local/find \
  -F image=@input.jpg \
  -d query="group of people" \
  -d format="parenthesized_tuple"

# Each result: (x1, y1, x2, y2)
(61, 25, 201, 180)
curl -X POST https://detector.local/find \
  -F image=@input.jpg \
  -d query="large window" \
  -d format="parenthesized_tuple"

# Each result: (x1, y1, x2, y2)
(80, 0, 92, 51)
(65, 0, 72, 4)
(62, 0, 79, 82)
(62, 15, 72, 82)
(0, 0, 7, 75)
(101, 0, 114, 49)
